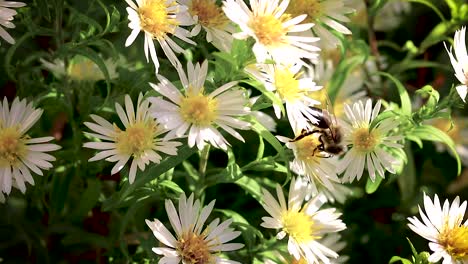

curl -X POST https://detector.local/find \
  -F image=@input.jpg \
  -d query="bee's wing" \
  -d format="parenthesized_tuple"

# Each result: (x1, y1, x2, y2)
(322, 89, 339, 139)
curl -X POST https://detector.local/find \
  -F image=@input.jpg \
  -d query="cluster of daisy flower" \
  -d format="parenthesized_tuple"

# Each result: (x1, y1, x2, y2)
(2, 0, 468, 263)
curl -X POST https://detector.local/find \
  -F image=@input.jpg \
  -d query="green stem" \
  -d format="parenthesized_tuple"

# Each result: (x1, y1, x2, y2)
(198, 144, 211, 178)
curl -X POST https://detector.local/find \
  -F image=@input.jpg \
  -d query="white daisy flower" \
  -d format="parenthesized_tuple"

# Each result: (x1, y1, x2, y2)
(83, 93, 182, 184)
(222, 0, 320, 65)
(125, 0, 195, 73)
(145, 192, 244, 263)
(286, 0, 354, 49)
(149, 60, 251, 151)
(40, 54, 120, 82)
(445, 26, 468, 102)
(407, 193, 468, 264)
(261, 177, 347, 263)
(276, 134, 341, 195)
(245, 63, 322, 133)
(0, 97, 60, 201)
(0, 0, 25, 44)
(337, 99, 404, 183)
(179, 0, 237, 52)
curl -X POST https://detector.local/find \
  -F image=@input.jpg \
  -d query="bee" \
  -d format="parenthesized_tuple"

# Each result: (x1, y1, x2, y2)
(292, 106, 344, 158)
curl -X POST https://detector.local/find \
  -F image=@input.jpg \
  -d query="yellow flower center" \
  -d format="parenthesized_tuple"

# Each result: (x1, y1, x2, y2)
(281, 210, 319, 243)
(286, 0, 322, 23)
(439, 225, 468, 260)
(189, 0, 229, 29)
(0, 126, 26, 167)
(295, 133, 322, 160)
(292, 258, 308, 264)
(138, 0, 178, 39)
(115, 121, 156, 158)
(176, 231, 212, 264)
(249, 15, 288, 47)
(275, 68, 303, 102)
(352, 127, 379, 153)
(67, 59, 102, 81)
(179, 90, 218, 126)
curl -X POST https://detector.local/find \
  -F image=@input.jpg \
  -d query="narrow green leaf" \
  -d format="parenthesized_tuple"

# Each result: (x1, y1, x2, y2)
(70, 179, 101, 221)
(235, 176, 263, 201)
(365, 174, 384, 194)
(250, 118, 287, 163)
(375, 72, 412, 116)
(256, 134, 265, 160)
(242, 157, 288, 174)
(398, 144, 416, 202)
(50, 171, 73, 214)
(419, 22, 453, 53)
(411, 125, 461, 175)
(389, 256, 413, 264)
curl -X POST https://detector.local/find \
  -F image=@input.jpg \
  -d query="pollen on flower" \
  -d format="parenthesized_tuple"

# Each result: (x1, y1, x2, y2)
(179, 92, 218, 126)
(352, 127, 379, 153)
(281, 210, 319, 243)
(295, 134, 322, 160)
(115, 121, 156, 157)
(438, 225, 468, 259)
(249, 15, 288, 47)
(176, 231, 212, 264)
(0, 126, 26, 167)
(190, 0, 229, 28)
(286, 0, 322, 23)
(275, 68, 302, 101)
(138, 0, 178, 39)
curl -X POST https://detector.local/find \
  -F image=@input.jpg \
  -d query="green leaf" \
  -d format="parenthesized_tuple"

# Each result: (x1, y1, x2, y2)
(419, 22, 453, 53)
(242, 157, 288, 174)
(375, 72, 412, 116)
(97, 1, 121, 34)
(50, 171, 74, 215)
(389, 256, 413, 264)
(397, 144, 416, 202)
(406, 135, 423, 148)
(410, 125, 461, 175)
(70, 179, 101, 221)
(365, 174, 384, 194)
(389, 60, 450, 75)
(235, 176, 264, 201)
(256, 134, 265, 159)
(102, 145, 196, 211)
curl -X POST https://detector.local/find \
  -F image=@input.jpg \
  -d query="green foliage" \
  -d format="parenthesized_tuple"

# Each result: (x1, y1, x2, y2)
(1, 0, 467, 263)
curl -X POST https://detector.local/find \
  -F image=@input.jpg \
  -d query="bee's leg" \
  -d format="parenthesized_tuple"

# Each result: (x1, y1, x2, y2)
(291, 129, 322, 142)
